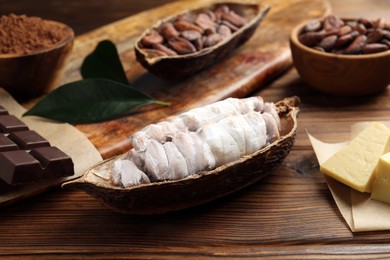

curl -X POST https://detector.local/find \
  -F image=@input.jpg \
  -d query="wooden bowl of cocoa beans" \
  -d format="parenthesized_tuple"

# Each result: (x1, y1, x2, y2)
(135, 2, 270, 80)
(290, 14, 390, 96)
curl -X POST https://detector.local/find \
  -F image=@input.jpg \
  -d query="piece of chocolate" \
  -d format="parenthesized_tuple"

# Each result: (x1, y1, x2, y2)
(0, 107, 74, 185)
(0, 115, 28, 133)
(30, 146, 74, 178)
(0, 135, 18, 152)
(8, 130, 50, 149)
(0, 150, 43, 185)
(0, 106, 9, 115)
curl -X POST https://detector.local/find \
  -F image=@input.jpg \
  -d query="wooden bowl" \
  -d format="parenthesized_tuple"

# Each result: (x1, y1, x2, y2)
(290, 19, 390, 96)
(0, 20, 74, 100)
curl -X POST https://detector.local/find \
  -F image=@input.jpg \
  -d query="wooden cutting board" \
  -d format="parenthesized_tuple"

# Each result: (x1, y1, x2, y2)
(60, 0, 330, 159)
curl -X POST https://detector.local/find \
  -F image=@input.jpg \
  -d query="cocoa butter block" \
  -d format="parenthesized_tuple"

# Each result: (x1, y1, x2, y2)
(0, 150, 43, 185)
(30, 146, 74, 178)
(0, 115, 28, 133)
(0, 135, 18, 152)
(0, 106, 8, 115)
(8, 130, 50, 149)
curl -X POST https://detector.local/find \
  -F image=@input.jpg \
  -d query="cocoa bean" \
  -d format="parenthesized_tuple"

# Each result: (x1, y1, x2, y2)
(299, 31, 325, 47)
(338, 25, 352, 36)
(174, 20, 203, 33)
(373, 18, 386, 29)
(323, 15, 344, 30)
(205, 10, 217, 22)
(159, 23, 179, 39)
(221, 11, 247, 28)
(382, 29, 390, 40)
(180, 30, 202, 41)
(152, 43, 177, 56)
(141, 30, 163, 47)
(358, 18, 373, 28)
(335, 31, 359, 48)
(195, 13, 217, 32)
(214, 5, 230, 21)
(193, 37, 203, 51)
(313, 46, 325, 52)
(203, 33, 223, 47)
(221, 20, 239, 32)
(352, 23, 367, 34)
(366, 29, 384, 43)
(304, 20, 322, 33)
(381, 38, 390, 48)
(362, 43, 389, 54)
(319, 35, 338, 51)
(344, 35, 367, 54)
(167, 36, 197, 54)
(217, 24, 232, 38)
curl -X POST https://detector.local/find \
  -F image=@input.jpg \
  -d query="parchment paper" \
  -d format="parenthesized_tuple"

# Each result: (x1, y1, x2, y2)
(0, 88, 102, 206)
(308, 121, 390, 232)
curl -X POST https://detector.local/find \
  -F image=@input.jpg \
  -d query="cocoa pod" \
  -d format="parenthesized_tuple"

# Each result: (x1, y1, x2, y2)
(167, 36, 197, 54)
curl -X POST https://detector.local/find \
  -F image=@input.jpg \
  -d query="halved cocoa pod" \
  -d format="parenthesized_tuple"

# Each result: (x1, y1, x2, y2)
(134, 2, 270, 79)
(64, 96, 299, 215)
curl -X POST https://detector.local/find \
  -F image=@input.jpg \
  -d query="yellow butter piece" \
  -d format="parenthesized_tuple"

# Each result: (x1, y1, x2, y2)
(320, 122, 390, 193)
(372, 152, 390, 204)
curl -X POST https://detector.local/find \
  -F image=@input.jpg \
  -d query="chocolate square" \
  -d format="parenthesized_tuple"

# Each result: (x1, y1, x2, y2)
(0, 106, 8, 115)
(0, 135, 18, 152)
(0, 115, 28, 133)
(8, 130, 50, 149)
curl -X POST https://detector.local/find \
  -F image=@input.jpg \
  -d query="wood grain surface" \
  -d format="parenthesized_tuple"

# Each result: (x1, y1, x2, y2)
(1, 0, 390, 259)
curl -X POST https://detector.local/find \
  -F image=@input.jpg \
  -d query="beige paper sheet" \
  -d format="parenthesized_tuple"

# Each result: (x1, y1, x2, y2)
(0, 88, 103, 206)
(308, 123, 390, 232)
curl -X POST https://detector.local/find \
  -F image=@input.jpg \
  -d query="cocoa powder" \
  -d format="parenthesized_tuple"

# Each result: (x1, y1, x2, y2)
(0, 13, 69, 55)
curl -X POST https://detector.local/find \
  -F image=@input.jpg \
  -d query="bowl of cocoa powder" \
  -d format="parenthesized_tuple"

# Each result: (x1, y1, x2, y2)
(290, 14, 390, 96)
(0, 14, 74, 100)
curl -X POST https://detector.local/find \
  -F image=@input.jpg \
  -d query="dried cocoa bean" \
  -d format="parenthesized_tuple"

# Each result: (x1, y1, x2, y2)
(352, 23, 367, 34)
(203, 33, 223, 48)
(381, 38, 390, 48)
(159, 23, 179, 39)
(366, 29, 384, 43)
(344, 35, 367, 54)
(362, 43, 389, 54)
(214, 5, 230, 21)
(358, 18, 373, 29)
(221, 20, 240, 32)
(338, 25, 352, 36)
(195, 13, 217, 32)
(373, 18, 386, 29)
(168, 36, 197, 54)
(205, 10, 217, 22)
(180, 30, 202, 41)
(221, 11, 247, 28)
(319, 35, 338, 51)
(323, 15, 344, 30)
(299, 31, 325, 47)
(335, 31, 359, 48)
(174, 20, 203, 33)
(141, 30, 164, 47)
(193, 37, 203, 51)
(152, 43, 177, 56)
(217, 24, 232, 38)
(303, 20, 322, 33)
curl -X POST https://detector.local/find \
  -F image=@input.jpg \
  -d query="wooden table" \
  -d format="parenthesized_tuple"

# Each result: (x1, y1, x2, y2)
(1, 0, 390, 258)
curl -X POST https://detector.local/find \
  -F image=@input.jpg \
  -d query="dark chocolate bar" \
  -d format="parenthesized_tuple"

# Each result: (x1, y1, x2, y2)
(0, 107, 74, 185)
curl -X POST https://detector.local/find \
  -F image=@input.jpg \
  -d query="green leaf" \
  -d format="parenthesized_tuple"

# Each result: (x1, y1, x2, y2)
(23, 78, 170, 124)
(81, 40, 129, 84)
